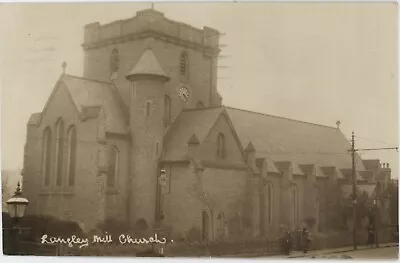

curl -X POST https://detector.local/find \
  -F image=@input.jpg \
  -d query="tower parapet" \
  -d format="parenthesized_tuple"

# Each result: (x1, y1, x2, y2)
(82, 9, 220, 53)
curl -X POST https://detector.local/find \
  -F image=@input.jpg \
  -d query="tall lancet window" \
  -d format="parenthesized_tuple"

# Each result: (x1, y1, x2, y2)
(42, 127, 52, 187)
(267, 182, 274, 225)
(66, 126, 77, 187)
(107, 146, 119, 188)
(179, 51, 189, 79)
(316, 189, 320, 231)
(110, 48, 120, 73)
(164, 95, 171, 126)
(216, 133, 226, 159)
(55, 119, 64, 186)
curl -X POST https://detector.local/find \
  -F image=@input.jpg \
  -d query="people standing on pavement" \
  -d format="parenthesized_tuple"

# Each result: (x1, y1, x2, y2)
(286, 230, 293, 255)
(296, 228, 302, 251)
(367, 225, 375, 247)
(301, 227, 311, 253)
(281, 228, 292, 255)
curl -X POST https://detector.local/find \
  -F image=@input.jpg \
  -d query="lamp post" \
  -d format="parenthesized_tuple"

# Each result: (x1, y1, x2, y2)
(6, 182, 29, 255)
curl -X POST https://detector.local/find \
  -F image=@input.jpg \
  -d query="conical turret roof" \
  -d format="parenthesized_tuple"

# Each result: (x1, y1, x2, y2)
(126, 49, 169, 81)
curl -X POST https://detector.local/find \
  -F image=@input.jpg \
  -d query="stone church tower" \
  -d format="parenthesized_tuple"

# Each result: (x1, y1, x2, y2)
(80, 8, 222, 229)
(82, 8, 222, 121)
(126, 49, 170, 226)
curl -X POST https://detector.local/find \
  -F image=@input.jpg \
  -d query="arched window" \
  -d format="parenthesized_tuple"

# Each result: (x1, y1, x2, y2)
(42, 127, 52, 186)
(217, 212, 225, 239)
(293, 184, 298, 226)
(107, 146, 119, 188)
(216, 133, 226, 159)
(55, 119, 64, 186)
(66, 126, 77, 187)
(267, 182, 274, 225)
(202, 210, 210, 241)
(196, 101, 205, 108)
(164, 95, 171, 126)
(179, 51, 189, 79)
(110, 48, 120, 73)
(131, 83, 137, 98)
(146, 101, 151, 117)
(316, 189, 320, 231)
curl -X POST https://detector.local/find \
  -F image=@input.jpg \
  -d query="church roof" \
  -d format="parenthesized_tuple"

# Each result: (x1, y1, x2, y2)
(126, 49, 169, 80)
(163, 107, 224, 161)
(28, 113, 42, 126)
(363, 159, 381, 170)
(225, 107, 366, 172)
(315, 167, 328, 178)
(163, 105, 366, 173)
(265, 158, 281, 174)
(62, 75, 128, 134)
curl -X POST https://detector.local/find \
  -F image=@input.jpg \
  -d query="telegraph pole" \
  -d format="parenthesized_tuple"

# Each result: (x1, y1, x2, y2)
(351, 132, 357, 250)
(349, 131, 398, 250)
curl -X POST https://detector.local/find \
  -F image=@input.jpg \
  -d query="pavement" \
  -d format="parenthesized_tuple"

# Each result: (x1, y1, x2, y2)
(214, 242, 398, 258)
(284, 242, 399, 259)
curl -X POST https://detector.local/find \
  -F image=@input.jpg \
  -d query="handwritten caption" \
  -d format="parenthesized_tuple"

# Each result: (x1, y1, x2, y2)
(41, 233, 172, 249)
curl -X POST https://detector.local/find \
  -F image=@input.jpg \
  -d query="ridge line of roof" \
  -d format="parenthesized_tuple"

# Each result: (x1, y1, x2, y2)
(64, 74, 112, 85)
(224, 106, 338, 130)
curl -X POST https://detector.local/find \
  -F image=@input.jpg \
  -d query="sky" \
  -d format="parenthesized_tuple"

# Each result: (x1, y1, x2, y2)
(0, 2, 398, 179)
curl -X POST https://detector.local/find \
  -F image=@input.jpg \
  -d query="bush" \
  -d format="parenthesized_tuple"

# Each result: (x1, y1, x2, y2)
(186, 227, 201, 242)
(2, 212, 83, 242)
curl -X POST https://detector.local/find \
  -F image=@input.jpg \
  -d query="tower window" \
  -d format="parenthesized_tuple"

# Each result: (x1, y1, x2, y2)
(164, 95, 171, 126)
(110, 48, 120, 73)
(179, 51, 189, 79)
(55, 118, 64, 187)
(146, 101, 151, 117)
(216, 133, 226, 159)
(132, 83, 137, 98)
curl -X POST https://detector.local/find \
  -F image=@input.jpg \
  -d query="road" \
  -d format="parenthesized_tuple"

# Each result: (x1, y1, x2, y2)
(307, 246, 398, 260)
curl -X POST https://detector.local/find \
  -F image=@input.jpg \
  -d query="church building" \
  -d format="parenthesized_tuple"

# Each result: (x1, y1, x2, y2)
(22, 8, 392, 241)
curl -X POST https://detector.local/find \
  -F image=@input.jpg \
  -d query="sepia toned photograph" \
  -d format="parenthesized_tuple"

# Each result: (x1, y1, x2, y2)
(0, 2, 399, 259)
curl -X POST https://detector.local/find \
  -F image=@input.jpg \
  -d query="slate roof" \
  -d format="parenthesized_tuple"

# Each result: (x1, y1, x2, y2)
(315, 167, 327, 178)
(363, 159, 380, 170)
(265, 158, 281, 174)
(163, 106, 365, 176)
(163, 107, 224, 161)
(61, 75, 128, 134)
(225, 107, 366, 172)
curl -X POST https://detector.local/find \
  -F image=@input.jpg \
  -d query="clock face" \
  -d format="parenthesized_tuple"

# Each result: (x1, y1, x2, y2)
(178, 86, 190, 103)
